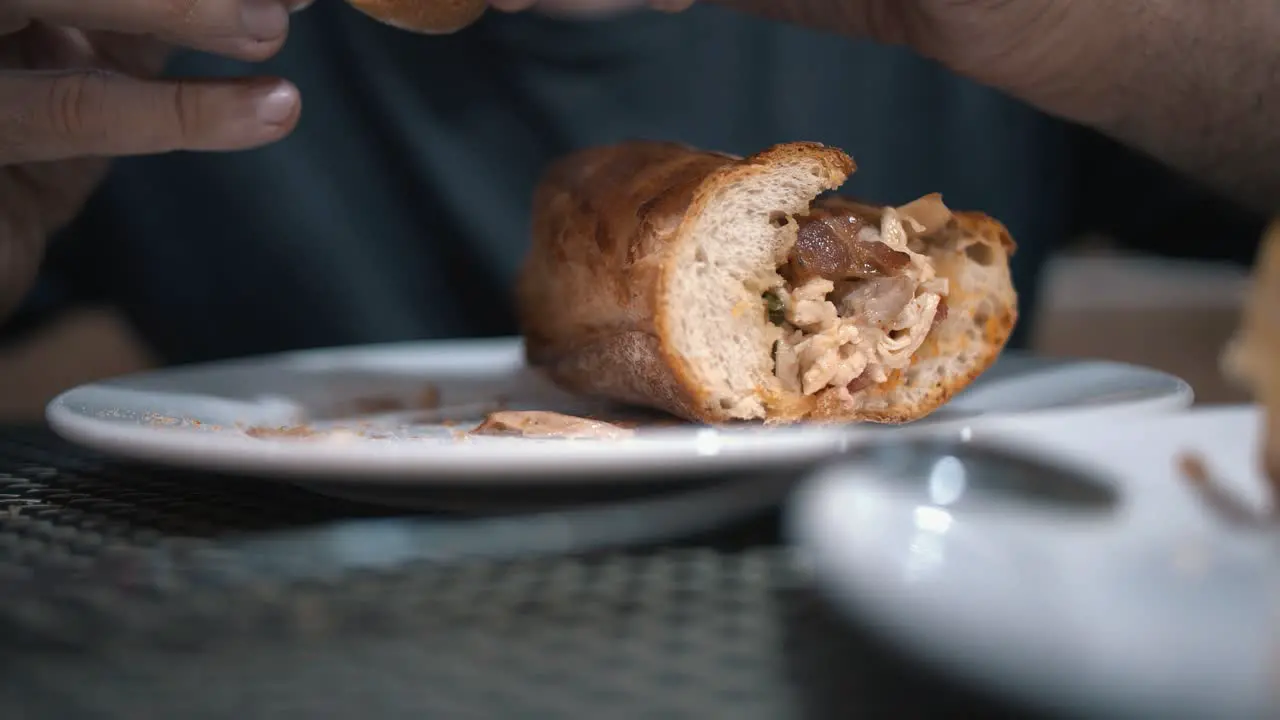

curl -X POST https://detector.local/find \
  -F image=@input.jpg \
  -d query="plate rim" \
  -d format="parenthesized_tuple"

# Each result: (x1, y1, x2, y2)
(45, 339, 1194, 485)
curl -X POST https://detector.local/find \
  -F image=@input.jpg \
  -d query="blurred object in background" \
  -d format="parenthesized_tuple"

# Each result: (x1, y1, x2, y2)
(1217, 218, 1280, 492)
(1038, 132, 1267, 405)
(1031, 247, 1250, 405)
(0, 307, 156, 423)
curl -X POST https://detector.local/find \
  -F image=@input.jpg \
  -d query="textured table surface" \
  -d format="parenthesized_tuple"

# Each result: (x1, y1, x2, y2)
(0, 427, 1029, 720)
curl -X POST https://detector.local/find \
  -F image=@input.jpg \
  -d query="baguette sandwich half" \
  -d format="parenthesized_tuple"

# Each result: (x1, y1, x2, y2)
(1223, 219, 1280, 488)
(516, 141, 1018, 424)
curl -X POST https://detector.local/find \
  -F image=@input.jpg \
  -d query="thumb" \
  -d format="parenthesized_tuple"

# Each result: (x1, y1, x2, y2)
(0, 71, 301, 165)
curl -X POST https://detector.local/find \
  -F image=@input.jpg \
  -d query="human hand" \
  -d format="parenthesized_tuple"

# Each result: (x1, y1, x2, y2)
(0, 0, 306, 319)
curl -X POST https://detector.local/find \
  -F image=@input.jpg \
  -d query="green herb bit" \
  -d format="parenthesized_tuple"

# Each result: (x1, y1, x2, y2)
(763, 290, 786, 325)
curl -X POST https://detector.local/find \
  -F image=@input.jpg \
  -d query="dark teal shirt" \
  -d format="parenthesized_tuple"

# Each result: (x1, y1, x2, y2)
(17, 5, 1122, 361)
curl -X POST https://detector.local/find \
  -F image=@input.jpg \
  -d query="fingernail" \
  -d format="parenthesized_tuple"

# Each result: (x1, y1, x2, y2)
(289, 0, 314, 11)
(241, 0, 289, 40)
(253, 82, 300, 125)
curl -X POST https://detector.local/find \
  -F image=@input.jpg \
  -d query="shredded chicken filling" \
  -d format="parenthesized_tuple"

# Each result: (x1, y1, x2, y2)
(764, 199, 951, 404)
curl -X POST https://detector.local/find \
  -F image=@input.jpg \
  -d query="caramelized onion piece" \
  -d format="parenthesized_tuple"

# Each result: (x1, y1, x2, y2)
(846, 373, 875, 394)
(790, 217, 854, 283)
(790, 214, 911, 283)
(932, 297, 950, 329)
(847, 232, 912, 277)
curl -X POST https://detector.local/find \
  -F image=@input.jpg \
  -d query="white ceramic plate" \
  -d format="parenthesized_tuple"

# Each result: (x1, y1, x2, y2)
(790, 405, 1279, 720)
(46, 337, 1192, 484)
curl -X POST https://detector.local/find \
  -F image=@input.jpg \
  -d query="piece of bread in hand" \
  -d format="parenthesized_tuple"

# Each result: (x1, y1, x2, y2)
(344, 0, 486, 33)
(516, 141, 1019, 425)
(1222, 219, 1280, 488)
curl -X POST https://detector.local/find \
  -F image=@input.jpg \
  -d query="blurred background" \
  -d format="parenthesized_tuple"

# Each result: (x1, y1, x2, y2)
(1033, 247, 1249, 405)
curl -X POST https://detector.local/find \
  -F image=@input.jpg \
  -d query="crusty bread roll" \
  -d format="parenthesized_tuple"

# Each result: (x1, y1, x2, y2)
(517, 141, 1019, 424)
(344, 0, 486, 33)
(1222, 219, 1280, 487)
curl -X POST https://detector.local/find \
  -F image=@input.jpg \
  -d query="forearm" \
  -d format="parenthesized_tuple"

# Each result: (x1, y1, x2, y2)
(714, 0, 1280, 211)
(1054, 2, 1280, 213)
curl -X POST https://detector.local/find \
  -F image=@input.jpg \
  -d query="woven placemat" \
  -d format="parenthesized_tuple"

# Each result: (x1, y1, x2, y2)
(0, 427, 1027, 719)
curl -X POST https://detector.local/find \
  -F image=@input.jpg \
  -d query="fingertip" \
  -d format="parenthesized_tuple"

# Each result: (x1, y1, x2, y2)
(250, 79, 302, 131)
(191, 77, 301, 150)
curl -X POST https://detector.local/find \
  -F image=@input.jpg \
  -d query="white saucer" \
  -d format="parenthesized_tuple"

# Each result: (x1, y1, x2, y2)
(789, 405, 1279, 720)
(46, 337, 1192, 484)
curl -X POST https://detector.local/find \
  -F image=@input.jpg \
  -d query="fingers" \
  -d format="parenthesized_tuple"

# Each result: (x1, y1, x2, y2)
(0, 71, 301, 165)
(1, 0, 313, 62)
